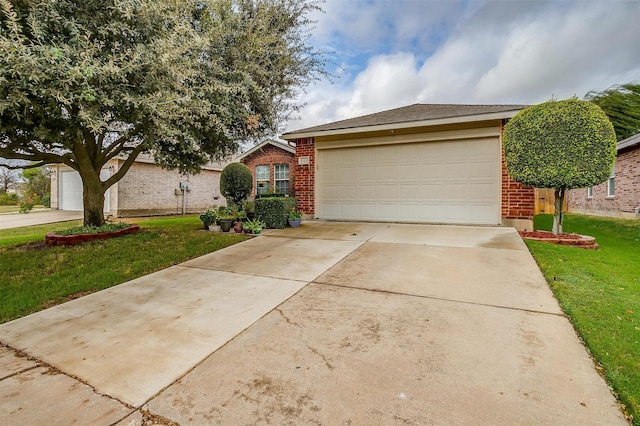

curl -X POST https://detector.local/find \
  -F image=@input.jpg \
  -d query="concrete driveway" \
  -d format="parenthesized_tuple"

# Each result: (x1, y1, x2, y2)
(0, 210, 82, 230)
(0, 222, 627, 425)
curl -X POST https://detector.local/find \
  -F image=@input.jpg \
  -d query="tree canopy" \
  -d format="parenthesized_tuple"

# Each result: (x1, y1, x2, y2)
(586, 82, 640, 141)
(503, 98, 616, 234)
(0, 0, 325, 226)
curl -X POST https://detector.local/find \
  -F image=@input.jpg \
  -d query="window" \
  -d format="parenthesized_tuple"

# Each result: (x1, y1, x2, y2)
(274, 164, 290, 195)
(256, 165, 270, 195)
(587, 187, 593, 198)
(607, 164, 615, 197)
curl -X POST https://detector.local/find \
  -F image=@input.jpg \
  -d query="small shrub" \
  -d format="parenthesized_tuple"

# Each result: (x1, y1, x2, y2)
(255, 197, 296, 229)
(19, 197, 35, 213)
(41, 194, 51, 207)
(0, 192, 19, 205)
(220, 163, 253, 206)
(58, 222, 131, 236)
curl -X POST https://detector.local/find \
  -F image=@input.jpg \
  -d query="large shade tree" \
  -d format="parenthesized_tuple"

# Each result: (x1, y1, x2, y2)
(586, 82, 640, 141)
(504, 99, 616, 235)
(0, 0, 325, 226)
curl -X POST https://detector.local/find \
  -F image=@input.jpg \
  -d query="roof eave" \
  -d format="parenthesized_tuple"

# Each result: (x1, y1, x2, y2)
(281, 110, 522, 141)
(236, 140, 295, 161)
(616, 133, 640, 152)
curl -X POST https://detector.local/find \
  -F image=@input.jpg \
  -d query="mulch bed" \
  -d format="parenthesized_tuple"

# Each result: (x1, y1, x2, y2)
(45, 224, 140, 246)
(519, 230, 598, 249)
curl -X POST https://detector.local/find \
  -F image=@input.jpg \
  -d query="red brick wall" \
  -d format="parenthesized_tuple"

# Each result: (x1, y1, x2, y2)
(293, 137, 315, 215)
(500, 153, 535, 220)
(240, 144, 295, 197)
(567, 146, 640, 217)
(501, 121, 535, 221)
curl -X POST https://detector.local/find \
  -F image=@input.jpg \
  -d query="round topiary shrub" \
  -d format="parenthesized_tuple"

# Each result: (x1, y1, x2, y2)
(503, 98, 616, 234)
(220, 162, 253, 207)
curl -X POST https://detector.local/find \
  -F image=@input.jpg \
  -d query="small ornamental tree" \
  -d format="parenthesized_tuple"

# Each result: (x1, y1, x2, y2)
(503, 99, 616, 235)
(220, 163, 253, 207)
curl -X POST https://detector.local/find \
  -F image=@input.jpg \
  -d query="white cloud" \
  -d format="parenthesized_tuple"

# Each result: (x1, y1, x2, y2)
(284, 0, 640, 132)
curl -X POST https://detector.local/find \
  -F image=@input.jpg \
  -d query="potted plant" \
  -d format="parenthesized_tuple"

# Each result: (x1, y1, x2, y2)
(288, 207, 302, 228)
(199, 209, 218, 231)
(233, 209, 247, 233)
(244, 218, 266, 234)
(242, 200, 255, 220)
(217, 207, 235, 232)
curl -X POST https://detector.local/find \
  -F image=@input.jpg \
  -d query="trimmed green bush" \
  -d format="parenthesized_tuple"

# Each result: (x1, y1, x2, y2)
(0, 192, 18, 205)
(220, 163, 253, 206)
(255, 197, 296, 229)
(503, 98, 616, 234)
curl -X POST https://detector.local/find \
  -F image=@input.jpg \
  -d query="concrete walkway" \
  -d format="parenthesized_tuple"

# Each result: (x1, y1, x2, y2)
(0, 222, 628, 425)
(0, 210, 82, 230)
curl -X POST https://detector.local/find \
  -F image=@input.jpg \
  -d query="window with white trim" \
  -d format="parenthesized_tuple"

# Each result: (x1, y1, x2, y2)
(274, 164, 290, 195)
(587, 186, 593, 198)
(256, 165, 270, 195)
(607, 164, 615, 197)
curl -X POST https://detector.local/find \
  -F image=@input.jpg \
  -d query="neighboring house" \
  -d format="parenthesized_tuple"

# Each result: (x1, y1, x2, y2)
(51, 154, 227, 217)
(237, 139, 296, 197)
(281, 103, 535, 230)
(567, 132, 640, 219)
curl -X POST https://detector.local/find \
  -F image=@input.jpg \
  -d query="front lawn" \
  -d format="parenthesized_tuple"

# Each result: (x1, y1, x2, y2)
(527, 214, 639, 424)
(0, 215, 246, 323)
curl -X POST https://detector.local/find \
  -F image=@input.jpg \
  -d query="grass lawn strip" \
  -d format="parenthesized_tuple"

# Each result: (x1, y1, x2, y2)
(0, 215, 246, 323)
(527, 214, 639, 424)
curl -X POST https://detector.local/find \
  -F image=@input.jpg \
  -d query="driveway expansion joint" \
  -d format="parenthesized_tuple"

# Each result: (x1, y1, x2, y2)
(174, 263, 312, 285)
(312, 281, 566, 317)
(0, 342, 134, 410)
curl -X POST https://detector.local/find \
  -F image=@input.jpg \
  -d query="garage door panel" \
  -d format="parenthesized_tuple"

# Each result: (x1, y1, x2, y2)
(317, 137, 500, 224)
(420, 163, 443, 178)
(358, 166, 377, 180)
(339, 185, 358, 200)
(469, 161, 494, 178)
(419, 184, 444, 199)
(377, 185, 398, 200)
(339, 167, 358, 182)
(470, 182, 496, 200)
(444, 183, 470, 200)
(358, 185, 377, 201)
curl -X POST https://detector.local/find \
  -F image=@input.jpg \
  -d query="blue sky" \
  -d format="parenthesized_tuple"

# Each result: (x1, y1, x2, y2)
(284, 0, 640, 131)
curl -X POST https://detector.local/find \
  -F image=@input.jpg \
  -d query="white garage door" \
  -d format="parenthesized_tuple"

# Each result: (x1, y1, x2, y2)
(60, 170, 111, 212)
(317, 138, 501, 224)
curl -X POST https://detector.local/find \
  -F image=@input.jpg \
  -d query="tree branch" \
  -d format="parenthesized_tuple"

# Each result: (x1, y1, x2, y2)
(102, 142, 147, 190)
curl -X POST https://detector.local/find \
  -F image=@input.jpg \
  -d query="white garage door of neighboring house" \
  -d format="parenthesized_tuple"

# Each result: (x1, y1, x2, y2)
(316, 137, 501, 225)
(59, 170, 111, 212)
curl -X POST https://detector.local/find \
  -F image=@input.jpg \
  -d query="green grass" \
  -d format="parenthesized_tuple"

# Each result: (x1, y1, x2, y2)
(0, 215, 246, 323)
(527, 214, 640, 424)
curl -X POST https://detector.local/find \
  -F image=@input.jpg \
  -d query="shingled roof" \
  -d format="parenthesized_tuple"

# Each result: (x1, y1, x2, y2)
(282, 103, 528, 139)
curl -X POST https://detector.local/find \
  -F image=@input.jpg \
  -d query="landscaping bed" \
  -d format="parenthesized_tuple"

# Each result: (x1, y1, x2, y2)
(45, 224, 140, 245)
(519, 230, 598, 248)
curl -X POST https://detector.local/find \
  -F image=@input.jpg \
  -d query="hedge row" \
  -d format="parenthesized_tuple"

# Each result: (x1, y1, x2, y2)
(255, 197, 296, 229)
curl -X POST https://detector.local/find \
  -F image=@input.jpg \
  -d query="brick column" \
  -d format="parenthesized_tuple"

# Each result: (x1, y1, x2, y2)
(500, 120, 535, 230)
(293, 137, 315, 216)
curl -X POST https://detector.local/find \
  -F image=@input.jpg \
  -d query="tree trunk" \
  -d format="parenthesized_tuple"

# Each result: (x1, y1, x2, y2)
(552, 188, 565, 235)
(82, 171, 106, 227)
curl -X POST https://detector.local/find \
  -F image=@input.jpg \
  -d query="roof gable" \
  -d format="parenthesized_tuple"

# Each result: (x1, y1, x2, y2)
(282, 103, 528, 139)
(236, 139, 295, 162)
